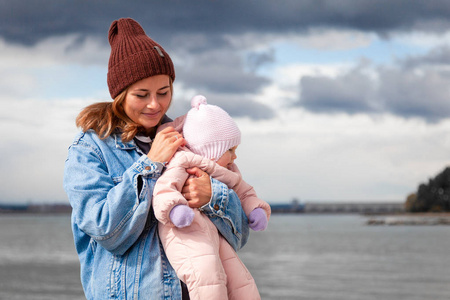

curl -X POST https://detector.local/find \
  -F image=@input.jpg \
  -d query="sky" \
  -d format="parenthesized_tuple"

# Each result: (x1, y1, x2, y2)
(2, 0, 450, 205)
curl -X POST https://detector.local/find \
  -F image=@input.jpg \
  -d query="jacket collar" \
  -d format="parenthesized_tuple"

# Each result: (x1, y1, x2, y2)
(112, 115, 173, 150)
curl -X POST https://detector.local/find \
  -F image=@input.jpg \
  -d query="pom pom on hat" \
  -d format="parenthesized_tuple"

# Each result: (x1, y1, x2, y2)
(183, 95, 241, 161)
(191, 95, 207, 109)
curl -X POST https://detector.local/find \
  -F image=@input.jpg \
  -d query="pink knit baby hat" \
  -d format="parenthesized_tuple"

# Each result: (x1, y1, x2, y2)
(183, 95, 241, 161)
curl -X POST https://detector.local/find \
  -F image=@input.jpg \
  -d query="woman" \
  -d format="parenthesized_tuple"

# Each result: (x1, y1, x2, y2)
(63, 18, 249, 300)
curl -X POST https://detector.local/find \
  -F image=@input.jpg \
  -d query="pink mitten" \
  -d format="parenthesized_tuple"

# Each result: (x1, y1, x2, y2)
(248, 208, 268, 231)
(169, 205, 195, 228)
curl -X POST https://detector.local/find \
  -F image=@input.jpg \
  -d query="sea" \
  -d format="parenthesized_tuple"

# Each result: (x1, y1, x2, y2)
(0, 213, 449, 300)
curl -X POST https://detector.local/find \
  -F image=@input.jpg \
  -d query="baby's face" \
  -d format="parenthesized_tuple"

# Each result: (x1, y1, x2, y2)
(216, 146, 238, 169)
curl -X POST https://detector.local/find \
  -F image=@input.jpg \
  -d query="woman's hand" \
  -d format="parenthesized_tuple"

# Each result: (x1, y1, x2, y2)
(182, 167, 212, 208)
(147, 126, 185, 164)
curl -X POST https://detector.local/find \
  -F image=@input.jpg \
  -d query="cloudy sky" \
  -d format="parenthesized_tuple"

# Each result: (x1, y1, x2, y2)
(2, 0, 450, 205)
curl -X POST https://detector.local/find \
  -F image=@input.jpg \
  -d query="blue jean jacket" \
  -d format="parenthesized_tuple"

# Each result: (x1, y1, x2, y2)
(63, 130, 249, 300)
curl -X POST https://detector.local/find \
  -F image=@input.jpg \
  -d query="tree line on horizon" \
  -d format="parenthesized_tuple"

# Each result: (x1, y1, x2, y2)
(405, 167, 450, 212)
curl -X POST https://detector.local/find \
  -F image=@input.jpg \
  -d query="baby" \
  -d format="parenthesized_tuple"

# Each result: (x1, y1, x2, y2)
(153, 95, 271, 300)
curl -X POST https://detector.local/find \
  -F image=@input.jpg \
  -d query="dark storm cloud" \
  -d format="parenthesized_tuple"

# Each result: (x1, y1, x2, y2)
(401, 45, 450, 68)
(378, 67, 450, 121)
(300, 63, 379, 114)
(176, 49, 271, 94)
(3, 0, 450, 46)
(208, 94, 275, 120)
(169, 93, 274, 122)
(0, 0, 279, 119)
(246, 49, 276, 73)
(4, 0, 450, 121)
(299, 48, 450, 122)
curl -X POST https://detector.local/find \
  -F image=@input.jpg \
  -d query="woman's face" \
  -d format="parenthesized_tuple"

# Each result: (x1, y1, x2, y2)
(123, 75, 172, 134)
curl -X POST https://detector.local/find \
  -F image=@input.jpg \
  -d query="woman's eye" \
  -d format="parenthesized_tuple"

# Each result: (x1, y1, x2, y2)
(135, 94, 147, 98)
(158, 92, 168, 96)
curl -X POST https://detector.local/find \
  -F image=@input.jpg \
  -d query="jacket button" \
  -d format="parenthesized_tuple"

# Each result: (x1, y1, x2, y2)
(213, 204, 220, 211)
(145, 166, 151, 170)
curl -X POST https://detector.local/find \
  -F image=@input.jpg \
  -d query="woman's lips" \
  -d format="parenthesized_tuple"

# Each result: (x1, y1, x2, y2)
(142, 111, 160, 118)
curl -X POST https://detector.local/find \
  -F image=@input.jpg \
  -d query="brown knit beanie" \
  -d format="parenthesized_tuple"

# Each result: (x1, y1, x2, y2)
(107, 18, 175, 99)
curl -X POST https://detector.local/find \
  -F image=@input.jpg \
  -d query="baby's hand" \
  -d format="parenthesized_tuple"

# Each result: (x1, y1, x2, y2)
(248, 208, 268, 231)
(169, 205, 194, 228)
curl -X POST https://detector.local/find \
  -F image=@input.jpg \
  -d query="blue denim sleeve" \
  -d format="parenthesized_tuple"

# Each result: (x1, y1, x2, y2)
(63, 140, 163, 255)
(201, 178, 249, 251)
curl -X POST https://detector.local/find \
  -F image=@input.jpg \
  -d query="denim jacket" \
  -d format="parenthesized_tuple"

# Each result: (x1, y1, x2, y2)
(63, 130, 249, 300)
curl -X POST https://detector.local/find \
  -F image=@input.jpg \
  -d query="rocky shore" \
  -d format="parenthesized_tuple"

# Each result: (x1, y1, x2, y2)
(366, 213, 450, 225)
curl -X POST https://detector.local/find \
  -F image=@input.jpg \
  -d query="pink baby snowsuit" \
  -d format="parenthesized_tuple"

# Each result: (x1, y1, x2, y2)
(153, 117, 271, 300)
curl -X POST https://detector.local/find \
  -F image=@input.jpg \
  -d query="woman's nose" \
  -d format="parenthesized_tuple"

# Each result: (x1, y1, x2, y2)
(146, 96, 160, 109)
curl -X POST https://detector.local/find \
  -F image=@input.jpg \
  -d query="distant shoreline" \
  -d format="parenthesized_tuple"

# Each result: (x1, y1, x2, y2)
(2, 203, 450, 225)
(0, 203, 71, 214)
(366, 212, 450, 225)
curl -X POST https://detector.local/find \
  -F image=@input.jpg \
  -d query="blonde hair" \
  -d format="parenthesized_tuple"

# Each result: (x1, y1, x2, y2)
(76, 79, 173, 142)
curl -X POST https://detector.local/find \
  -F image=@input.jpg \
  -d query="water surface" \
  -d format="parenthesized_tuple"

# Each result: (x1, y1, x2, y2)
(1, 214, 449, 299)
